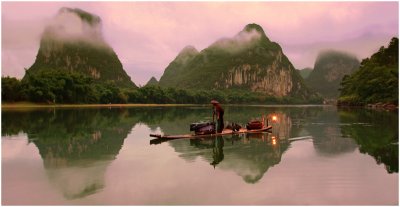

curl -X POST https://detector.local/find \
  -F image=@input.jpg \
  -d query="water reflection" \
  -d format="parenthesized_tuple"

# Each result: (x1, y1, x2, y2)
(211, 136, 224, 167)
(338, 108, 398, 173)
(171, 133, 290, 183)
(146, 106, 397, 179)
(306, 107, 358, 156)
(2, 108, 137, 199)
(2, 106, 398, 202)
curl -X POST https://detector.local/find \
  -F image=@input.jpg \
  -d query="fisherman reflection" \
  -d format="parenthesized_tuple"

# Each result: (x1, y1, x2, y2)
(225, 134, 241, 145)
(210, 136, 224, 168)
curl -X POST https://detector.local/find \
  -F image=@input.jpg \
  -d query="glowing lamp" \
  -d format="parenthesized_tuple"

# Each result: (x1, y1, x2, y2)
(272, 115, 277, 122)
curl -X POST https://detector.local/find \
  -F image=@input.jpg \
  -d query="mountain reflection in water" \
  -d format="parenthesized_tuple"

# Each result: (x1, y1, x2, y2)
(2, 106, 398, 202)
(184, 133, 290, 183)
(2, 108, 135, 199)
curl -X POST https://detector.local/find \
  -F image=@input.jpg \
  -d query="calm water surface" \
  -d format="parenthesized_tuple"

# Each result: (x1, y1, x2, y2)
(2, 105, 398, 205)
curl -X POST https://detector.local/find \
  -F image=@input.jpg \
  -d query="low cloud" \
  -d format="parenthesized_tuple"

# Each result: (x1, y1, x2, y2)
(44, 8, 106, 46)
(282, 33, 394, 69)
(234, 29, 262, 44)
(211, 29, 262, 53)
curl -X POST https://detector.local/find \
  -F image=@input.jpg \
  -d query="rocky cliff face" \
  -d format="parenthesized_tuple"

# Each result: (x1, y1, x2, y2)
(26, 8, 137, 89)
(306, 50, 360, 98)
(159, 23, 314, 99)
(217, 52, 294, 97)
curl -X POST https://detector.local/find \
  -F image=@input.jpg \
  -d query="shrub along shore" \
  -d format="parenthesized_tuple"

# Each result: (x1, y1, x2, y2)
(1, 102, 205, 110)
(2, 70, 323, 105)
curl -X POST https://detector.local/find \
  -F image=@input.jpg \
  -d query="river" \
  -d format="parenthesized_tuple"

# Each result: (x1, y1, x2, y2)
(2, 105, 398, 205)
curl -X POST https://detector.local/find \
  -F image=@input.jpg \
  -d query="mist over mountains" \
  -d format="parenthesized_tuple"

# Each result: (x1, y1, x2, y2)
(2, 2, 397, 86)
(305, 50, 360, 98)
(26, 7, 136, 89)
(2, 6, 398, 105)
(43, 7, 105, 45)
(159, 23, 317, 101)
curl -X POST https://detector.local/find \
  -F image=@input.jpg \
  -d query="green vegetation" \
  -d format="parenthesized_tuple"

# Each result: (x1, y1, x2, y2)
(2, 70, 322, 104)
(3, 20, 322, 105)
(2, 108, 135, 199)
(305, 50, 360, 98)
(144, 76, 159, 87)
(1, 76, 25, 102)
(339, 108, 398, 173)
(28, 7, 136, 89)
(29, 39, 136, 89)
(3, 70, 127, 104)
(159, 23, 316, 101)
(159, 46, 199, 86)
(296, 68, 313, 79)
(338, 37, 398, 105)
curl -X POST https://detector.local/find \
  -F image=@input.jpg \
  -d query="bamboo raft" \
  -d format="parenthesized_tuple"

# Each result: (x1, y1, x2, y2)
(149, 125, 272, 139)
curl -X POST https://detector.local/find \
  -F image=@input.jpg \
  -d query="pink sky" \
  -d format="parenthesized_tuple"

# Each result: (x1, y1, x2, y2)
(2, 2, 398, 86)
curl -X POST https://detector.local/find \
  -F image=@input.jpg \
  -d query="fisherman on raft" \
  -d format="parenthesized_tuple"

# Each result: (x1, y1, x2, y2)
(211, 100, 224, 133)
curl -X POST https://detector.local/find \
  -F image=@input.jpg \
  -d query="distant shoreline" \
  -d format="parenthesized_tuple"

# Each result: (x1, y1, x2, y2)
(1, 102, 330, 109)
(1, 102, 203, 109)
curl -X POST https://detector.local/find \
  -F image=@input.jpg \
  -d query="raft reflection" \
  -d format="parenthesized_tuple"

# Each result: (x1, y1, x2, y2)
(178, 133, 290, 183)
(2, 105, 397, 202)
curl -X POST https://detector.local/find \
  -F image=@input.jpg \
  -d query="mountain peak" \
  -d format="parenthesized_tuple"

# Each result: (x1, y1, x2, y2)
(243, 23, 264, 33)
(159, 23, 316, 100)
(59, 7, 101, 26)
(306, 50, 360, 98)
(316, 50, 358, 63)
(208, 23, 269, 53)
(42, 7, 105, 45)
(26, 7, 137, 89)
(241, 23, 269, 42)
(179, 45, 198, 55)
(173, 45, 199, 65)
(145, 76, 159, 87)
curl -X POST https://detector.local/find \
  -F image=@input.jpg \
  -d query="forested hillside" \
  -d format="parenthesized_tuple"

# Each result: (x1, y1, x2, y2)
(338, 37, 398, 106)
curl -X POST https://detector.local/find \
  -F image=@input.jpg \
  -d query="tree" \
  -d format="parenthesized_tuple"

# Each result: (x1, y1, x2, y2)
(338, 37, 399, 105)
(2, 76, 24, 102)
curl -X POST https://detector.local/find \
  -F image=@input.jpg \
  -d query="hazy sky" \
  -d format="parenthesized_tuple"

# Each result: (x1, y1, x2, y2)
(2, 2, 398, 86)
